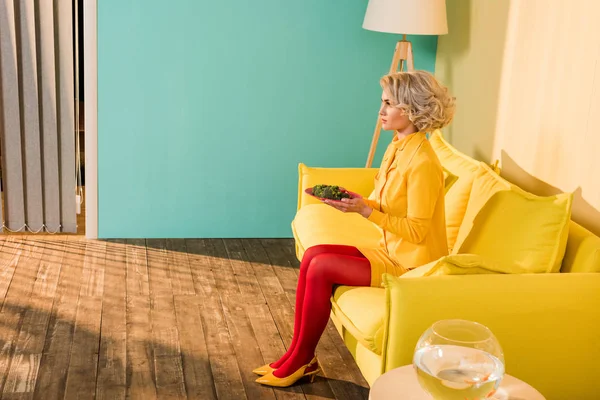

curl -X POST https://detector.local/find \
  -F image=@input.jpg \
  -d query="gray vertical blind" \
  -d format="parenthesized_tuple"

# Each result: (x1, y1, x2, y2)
(0, 0, 76, 233)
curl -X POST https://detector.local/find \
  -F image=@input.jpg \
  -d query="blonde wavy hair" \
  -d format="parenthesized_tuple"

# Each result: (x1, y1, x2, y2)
(380, 70, 456, 132)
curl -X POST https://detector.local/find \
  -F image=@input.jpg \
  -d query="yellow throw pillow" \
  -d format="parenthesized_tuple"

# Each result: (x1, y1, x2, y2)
(429, 130, 480, 252)
(453, 162, 573, 273)
(561, 221, 600, 273)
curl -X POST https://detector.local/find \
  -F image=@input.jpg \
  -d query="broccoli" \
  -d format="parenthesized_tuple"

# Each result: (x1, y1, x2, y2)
(312, 184, 351, 200)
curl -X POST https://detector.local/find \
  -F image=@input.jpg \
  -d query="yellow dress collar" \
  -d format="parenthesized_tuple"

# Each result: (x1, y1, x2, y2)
(391, 131, 426, 150)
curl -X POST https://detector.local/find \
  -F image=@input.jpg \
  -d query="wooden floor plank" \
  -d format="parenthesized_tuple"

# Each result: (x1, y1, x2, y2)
(96, 239, 127, 400)
(154, 356, 187, 399)
(146, 239, 173, 299)
(184, 239, 218, 297)
(33, 236, 85, 400)
(209, 239, 240, 296)
(126, 239, 150, 297)
(201, 294, 247, 400)
(64, 296, 103, 399)
(222, 239, 263, 298)
(126, 294, 157, 400)
(151, 297, 180, 358)
(80, 240, 107, 297)
(166, 239, 195, 296)
(173, 295, 217, 400)
(96, 331, 127, 400)
(31, 238, 65, 298)
(64, 239, 107, 398)
(151, 295, 186, 399)
(53, 236, 87, 298)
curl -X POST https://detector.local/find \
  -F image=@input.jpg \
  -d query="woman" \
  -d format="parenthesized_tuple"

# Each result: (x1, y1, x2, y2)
(254, 70, 456, 387)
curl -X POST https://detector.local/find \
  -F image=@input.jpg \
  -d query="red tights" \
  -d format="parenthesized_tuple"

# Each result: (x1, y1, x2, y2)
(271, 244, 371, 378)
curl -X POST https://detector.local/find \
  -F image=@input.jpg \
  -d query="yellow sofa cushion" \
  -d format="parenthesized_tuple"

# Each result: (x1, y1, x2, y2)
(454, 162, 573, 273)
(561, 221, 600, 273)
(331, 286, 386, 355)
(429, 131, 481, 252)
(291, 203, 382, 259)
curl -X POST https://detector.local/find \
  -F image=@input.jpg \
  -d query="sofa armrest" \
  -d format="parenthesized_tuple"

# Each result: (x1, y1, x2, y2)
(381, 272, 600, 399)
(297, 163, 378, 210)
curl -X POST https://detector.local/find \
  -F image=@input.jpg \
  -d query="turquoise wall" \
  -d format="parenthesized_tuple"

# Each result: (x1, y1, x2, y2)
(98, 0, 438, 238)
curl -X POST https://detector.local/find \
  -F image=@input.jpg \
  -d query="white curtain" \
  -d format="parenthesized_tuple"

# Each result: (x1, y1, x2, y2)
(0, 0, 76, 233)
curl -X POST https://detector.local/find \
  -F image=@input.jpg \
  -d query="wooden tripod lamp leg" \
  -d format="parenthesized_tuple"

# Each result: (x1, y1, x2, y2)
(365, 37, 414, 168)
(406, 41, 414, 71)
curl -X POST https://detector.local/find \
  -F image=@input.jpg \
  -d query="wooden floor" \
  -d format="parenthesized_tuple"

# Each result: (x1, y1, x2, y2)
(0, 235, 370, 400)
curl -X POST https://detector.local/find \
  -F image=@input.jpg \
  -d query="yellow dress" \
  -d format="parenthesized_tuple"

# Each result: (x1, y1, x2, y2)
(358, 132, 449, 287)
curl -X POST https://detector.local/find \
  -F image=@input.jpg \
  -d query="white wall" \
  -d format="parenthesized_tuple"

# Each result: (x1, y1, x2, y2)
(435, 0, 511, 162)
(436, 0, 600, 235)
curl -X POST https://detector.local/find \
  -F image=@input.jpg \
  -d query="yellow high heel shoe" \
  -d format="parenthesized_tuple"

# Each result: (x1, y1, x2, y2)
(251, 363, 275, 376)
(252, 356, 318, 376)
(255, 359, 321, 387)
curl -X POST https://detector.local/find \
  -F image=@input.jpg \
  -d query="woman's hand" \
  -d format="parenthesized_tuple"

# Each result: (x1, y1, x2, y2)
(324, 197, 373, 218)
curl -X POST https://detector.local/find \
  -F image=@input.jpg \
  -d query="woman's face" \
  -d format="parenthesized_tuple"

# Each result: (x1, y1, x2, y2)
(379, 91, 412, 132)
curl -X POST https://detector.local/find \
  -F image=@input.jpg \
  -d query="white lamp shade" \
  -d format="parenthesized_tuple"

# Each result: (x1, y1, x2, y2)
(363, 0, 448, 35)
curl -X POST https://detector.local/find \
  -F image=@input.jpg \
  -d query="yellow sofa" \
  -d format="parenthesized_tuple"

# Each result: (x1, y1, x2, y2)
(291, 132, 600, 400)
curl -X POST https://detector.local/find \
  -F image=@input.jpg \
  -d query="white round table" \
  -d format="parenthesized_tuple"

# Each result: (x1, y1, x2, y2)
(369, 365, 545, 400)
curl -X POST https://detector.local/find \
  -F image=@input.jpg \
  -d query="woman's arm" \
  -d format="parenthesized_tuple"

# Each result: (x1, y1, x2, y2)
(367, 159, 442, 243)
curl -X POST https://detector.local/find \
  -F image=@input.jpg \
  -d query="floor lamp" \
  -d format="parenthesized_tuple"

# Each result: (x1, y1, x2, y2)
(363, 0, 448, 168)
